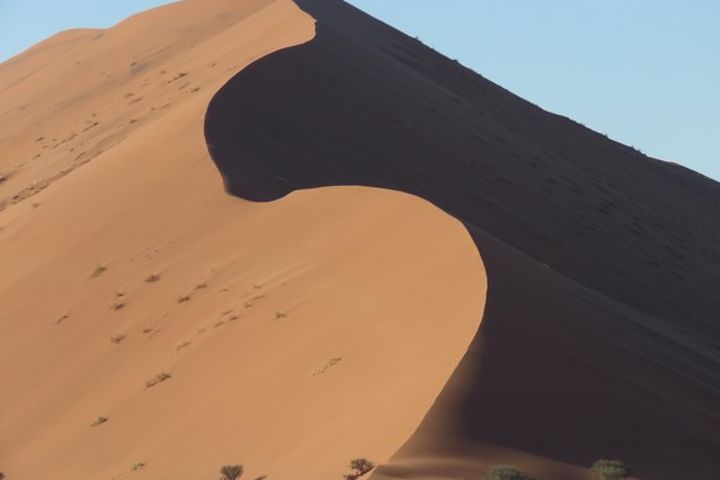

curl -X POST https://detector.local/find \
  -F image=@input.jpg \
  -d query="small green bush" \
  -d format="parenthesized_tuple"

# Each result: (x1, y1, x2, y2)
(220, 465, 243, 480)
(591, 459, 630, 480)
(484, 465, 535, 480)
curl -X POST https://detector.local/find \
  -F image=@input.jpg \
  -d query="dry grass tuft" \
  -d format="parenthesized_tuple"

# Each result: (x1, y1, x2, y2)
(310, 357, 342, 377)
(109, 301, 126, 311)
(90, 416, 108, 427)
(145, 372, 171, 389)
(89, 264, 107, 279)
(145, 273, 161, 283)
(344, 458, 375, 480)
(220, 465, 243, 480)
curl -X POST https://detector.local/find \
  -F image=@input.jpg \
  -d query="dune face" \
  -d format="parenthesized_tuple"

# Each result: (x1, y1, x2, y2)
(205, 1, 720, 479)
(0, 1, 486, 479)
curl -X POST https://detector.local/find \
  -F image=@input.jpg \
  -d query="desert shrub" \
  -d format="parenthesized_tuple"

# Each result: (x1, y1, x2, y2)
(591, 459, 630, 480)
(130, 462, 145, 471)
(344, 458, 375, 480)
(310, 357, 342, 377)
(178, 294, 191, 303)
(90, 264, 107, 279)
(109, 301, 126, 311)
(145, 372, 171, 389)
(484, 465, 535, 480)
(146, 274, 161, 283)
(220, 465, 243, 480)
(90, 416, 108, 427)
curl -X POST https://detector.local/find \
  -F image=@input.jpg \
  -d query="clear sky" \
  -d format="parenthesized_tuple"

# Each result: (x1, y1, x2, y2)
(1, 0, 718, 180)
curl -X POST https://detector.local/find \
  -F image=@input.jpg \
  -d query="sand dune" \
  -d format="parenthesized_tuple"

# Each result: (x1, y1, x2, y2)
(2, 0, 719, 479)
(205, 1, 720, 479)
(0, 1, 485, 479)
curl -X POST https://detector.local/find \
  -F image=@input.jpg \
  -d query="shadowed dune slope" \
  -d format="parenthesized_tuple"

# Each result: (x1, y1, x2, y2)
(205, 0, 720, 478)
(0, 1, 486, 479)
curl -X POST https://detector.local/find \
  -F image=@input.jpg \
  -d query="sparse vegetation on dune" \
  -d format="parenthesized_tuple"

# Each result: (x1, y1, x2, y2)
(220, 465, 243, 480)
(344, 458, 375, 480)
(145, 372, 171, 389)
(90, 416, 108, 427)
(178, 294, 191, 303)
(130, 462, 145, 472)
(310, 356, 342, 377)
(109, 300, 126, 311)
(145, 273, 161, 282)
(591, 459, 630, 480)
(89, 264, 107, 279)
(483, 465, 535, 480)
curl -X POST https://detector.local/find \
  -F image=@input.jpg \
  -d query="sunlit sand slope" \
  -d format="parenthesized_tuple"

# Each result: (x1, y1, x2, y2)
(0, 1, 486, 479)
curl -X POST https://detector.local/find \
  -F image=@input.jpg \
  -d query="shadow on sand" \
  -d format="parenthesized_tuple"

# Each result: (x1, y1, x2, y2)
(204, 1, 720, 478)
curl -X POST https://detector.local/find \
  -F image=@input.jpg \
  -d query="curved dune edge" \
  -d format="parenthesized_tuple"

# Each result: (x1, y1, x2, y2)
(0, 1, 486, 479)
(204, 1, 720, 480)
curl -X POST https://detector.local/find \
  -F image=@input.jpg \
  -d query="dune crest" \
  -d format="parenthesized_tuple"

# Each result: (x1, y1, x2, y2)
(204, 1, 720, 479)
(0, 1, 486, 479)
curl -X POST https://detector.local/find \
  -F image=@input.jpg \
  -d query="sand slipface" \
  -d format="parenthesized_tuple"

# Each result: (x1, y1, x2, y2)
(0, 1, 485, 479)
(205, 1, 720, 479)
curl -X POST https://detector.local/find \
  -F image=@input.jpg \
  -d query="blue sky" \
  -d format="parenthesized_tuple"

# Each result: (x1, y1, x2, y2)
(1, 0, 718, 180)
